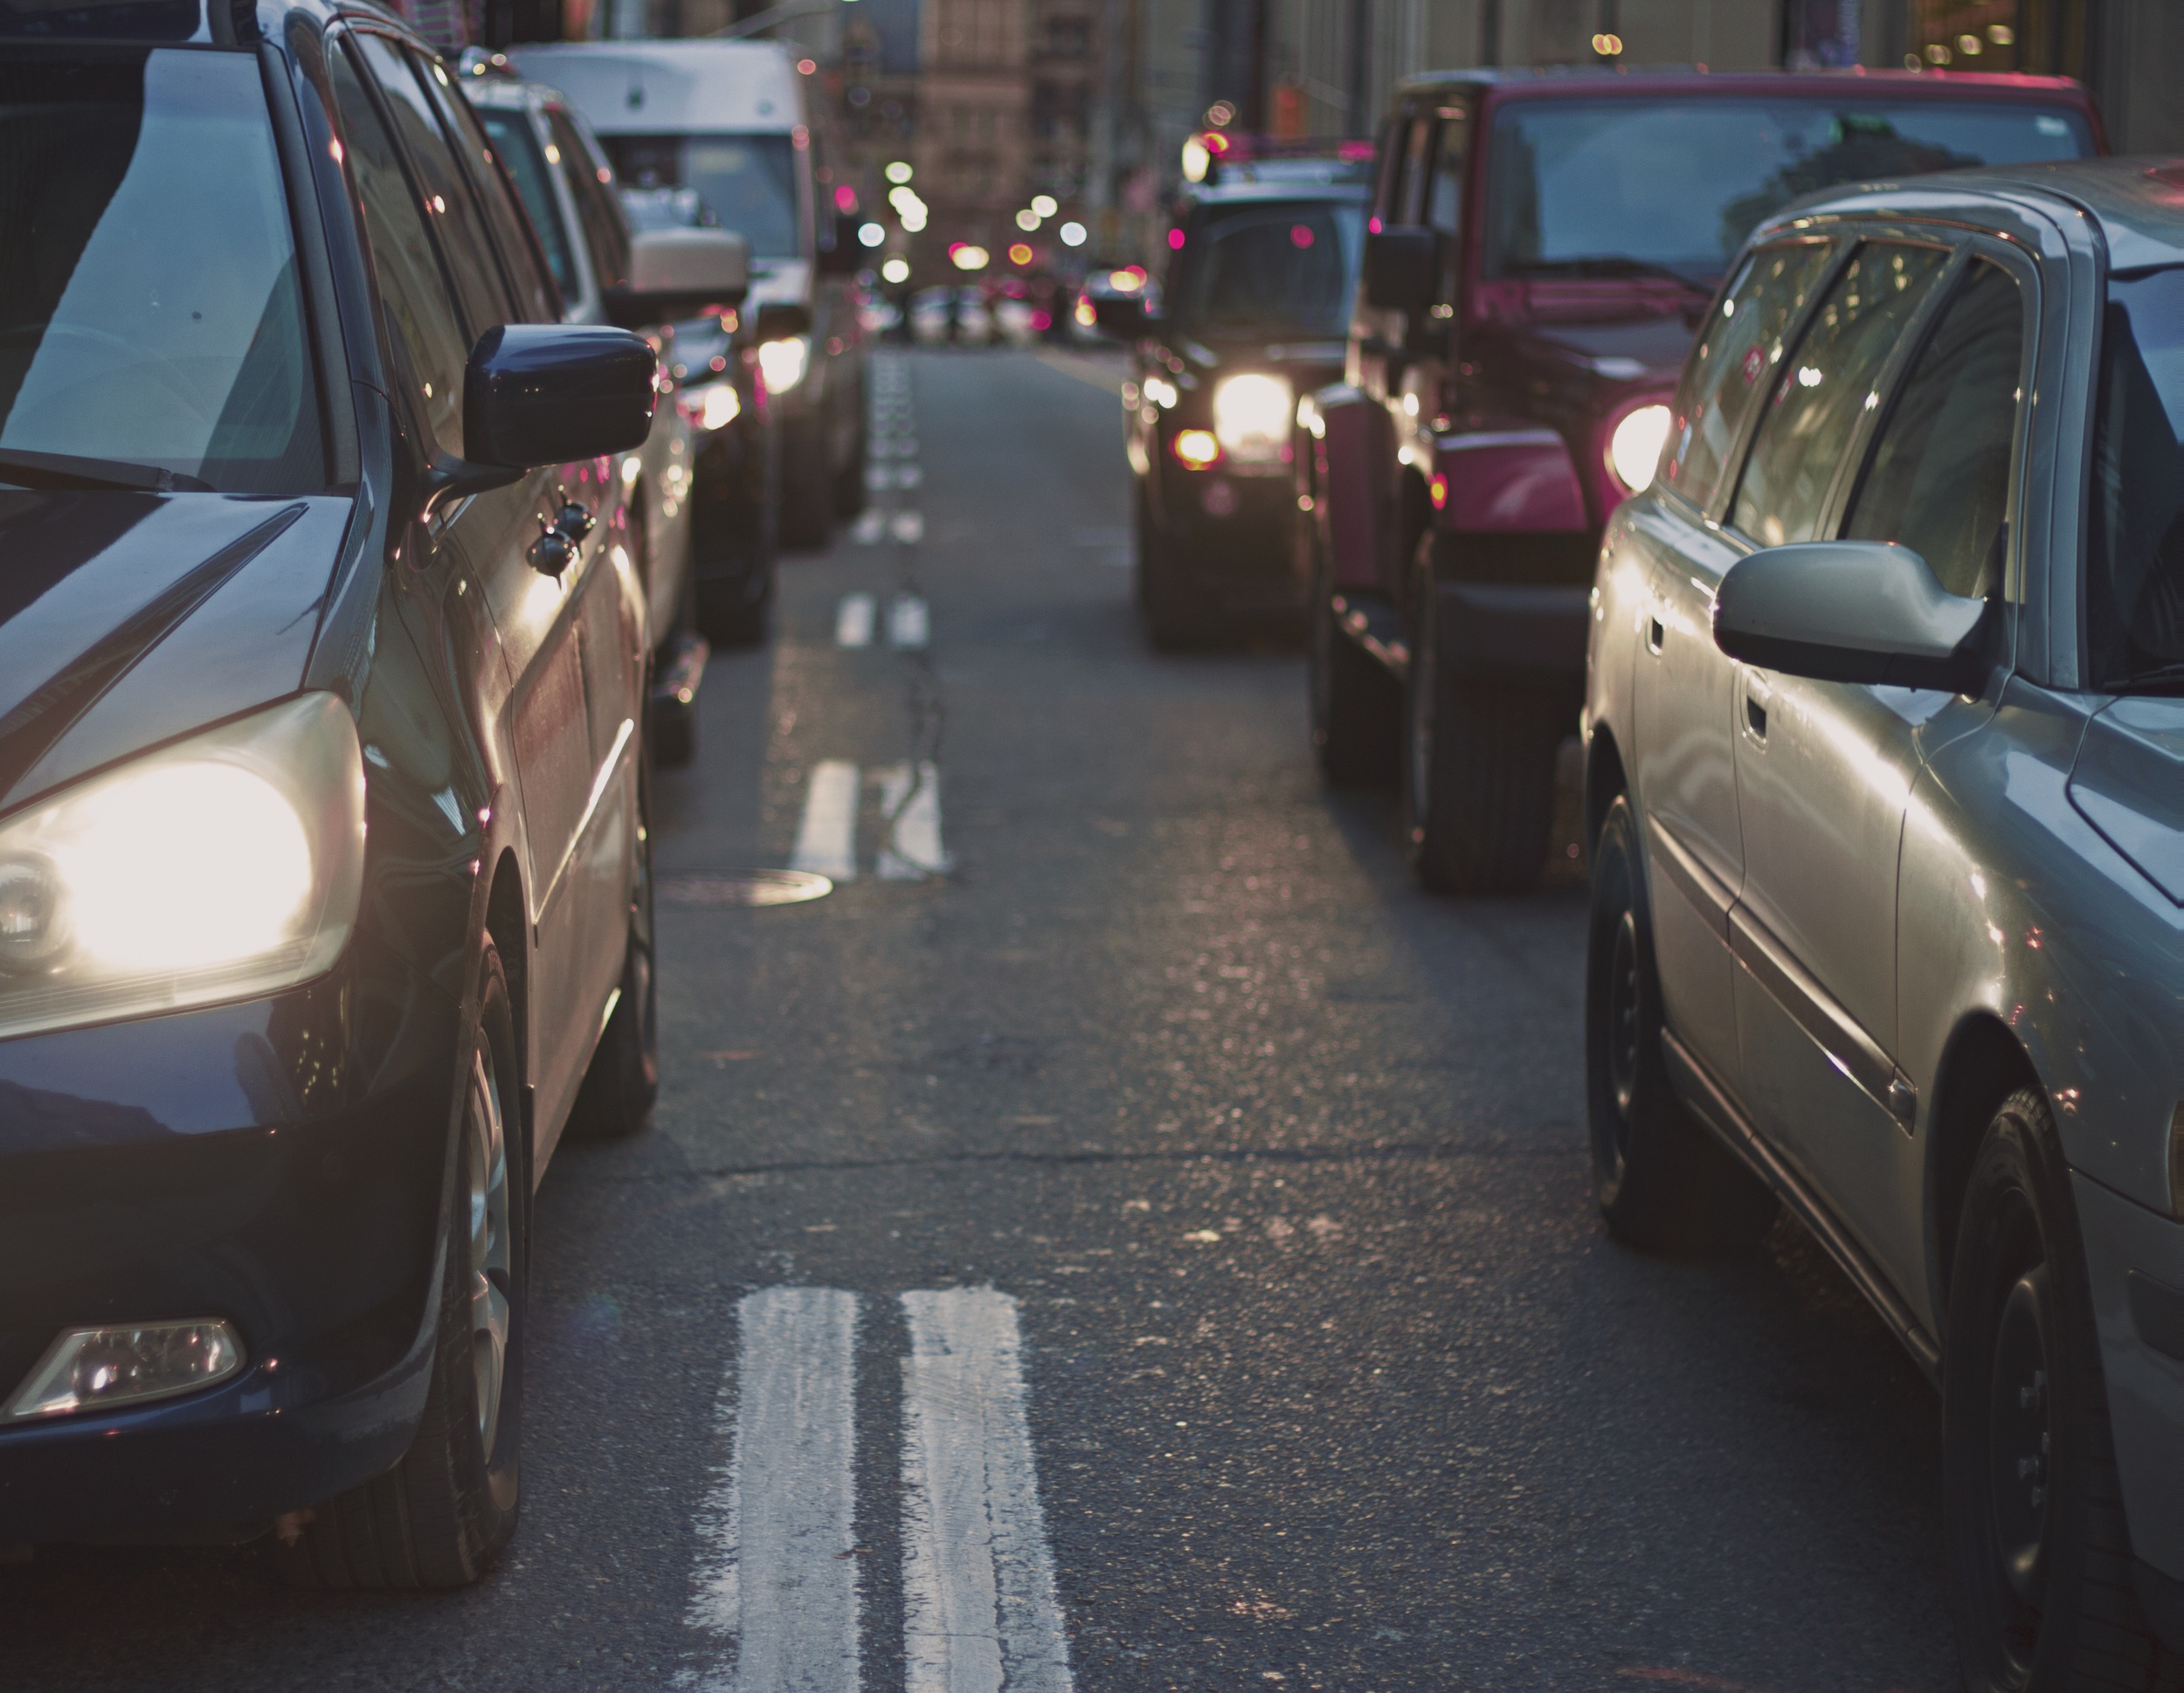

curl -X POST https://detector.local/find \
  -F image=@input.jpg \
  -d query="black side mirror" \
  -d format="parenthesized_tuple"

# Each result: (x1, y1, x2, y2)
(1088, 292, 1152, 339)
(465, 323, 658, 468)
(1712, 541, 1989, 692)
(1362, 226, 1438, 314)
(753, 301, 813, 342)
(817, 236, 864, 277)
(603, 229, 750, 329)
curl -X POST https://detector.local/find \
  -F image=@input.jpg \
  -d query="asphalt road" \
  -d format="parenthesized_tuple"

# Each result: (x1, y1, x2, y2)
(3, 348, 1952, 1693)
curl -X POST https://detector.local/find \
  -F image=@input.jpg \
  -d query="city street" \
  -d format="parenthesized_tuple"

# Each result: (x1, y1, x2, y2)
(3, 349, 1955, 1692)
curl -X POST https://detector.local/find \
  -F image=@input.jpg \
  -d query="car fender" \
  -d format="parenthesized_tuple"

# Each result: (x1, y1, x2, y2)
(1309, 384, 1396, 593)
(1428, 426, 1587, 536)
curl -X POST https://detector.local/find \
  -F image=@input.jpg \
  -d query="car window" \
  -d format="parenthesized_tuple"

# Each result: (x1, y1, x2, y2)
(1168, 200, 1366, 339)
(349, 34, 508, 338)
(605, 133, 800, 259)
(330, 43, 468, 460)
(415, 55, 559, 323)
(1843, 259, 2023, 600)
(1425, 107, 1467, 300)
(0, 48, 323, 494)
(1731, 242, 1950, 549)
(2085, 266, 2184, 683)
(1370, 114, 1409, 226)
(480, 106, 577, 300)
(1398, 111, 1434, 225)
(549, 110, 630, 293)
(1662, 239, 1836, 511)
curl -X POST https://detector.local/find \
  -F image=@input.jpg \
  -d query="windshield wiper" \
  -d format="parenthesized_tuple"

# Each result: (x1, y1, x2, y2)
(0, 447, 212, 494)
(1507, 256, 1715, 295)
(2100, 661, 2184, 695)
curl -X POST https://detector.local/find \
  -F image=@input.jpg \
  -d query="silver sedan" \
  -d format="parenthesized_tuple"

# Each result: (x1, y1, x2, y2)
(1582, 158, 2184, 1688)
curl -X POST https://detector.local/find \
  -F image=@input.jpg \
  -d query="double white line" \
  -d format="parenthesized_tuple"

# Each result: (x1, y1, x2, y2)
(688, 1288, 1074, 1693)
(789, 760, 948, 882)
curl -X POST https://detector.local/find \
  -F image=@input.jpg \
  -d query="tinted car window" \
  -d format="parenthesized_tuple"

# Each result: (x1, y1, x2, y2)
(1844, 260, 2022, 600)
(0, 49, 322, 493)
(1662, 239, 1835, 510)
(480, 107, 577, 299)
(1484, 98, 2091, 285)
(331, 44, 468, 459)
(549, 110, 629, 293)
(418, 57, 559, 323)
(2086, 266, 2184, 681)
(1731, 243, 1949, 549)
(1169, 200, 1365, 338)
(607, 133, 799, 259)
(350, 34, 507, 336)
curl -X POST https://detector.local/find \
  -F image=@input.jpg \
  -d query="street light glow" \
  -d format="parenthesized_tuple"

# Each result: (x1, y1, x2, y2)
(1058, 220, 1088, 247)
(1031, 194, 1058, 218)
(884, 161, 913, 183)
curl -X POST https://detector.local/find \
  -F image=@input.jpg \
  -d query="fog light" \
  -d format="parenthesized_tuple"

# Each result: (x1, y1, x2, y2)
(3, 1319, 245, 1420)
(1173, 429, 1220, 469)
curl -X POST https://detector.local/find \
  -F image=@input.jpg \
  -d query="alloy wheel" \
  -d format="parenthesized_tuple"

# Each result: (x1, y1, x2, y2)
(466, 1042, 512, 1459)
(1989, 1260, 2055, 1669)
(1606, 908, 1642, 1144)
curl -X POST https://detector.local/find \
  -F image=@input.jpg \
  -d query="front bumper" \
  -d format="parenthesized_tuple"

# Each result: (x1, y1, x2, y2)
(2073, 1171, 2184, 1650)
(0, 972, 459, 1544)
(1148, 461, 1302, 611)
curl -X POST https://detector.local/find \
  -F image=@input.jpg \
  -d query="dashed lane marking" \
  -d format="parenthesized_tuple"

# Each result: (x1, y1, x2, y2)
(887, 594, 929, 649)
(835, 593, 876, 646)
(889, 510, 924, 544)
(849, 509, 888, 545)
(688, 1288, 861, 1693)
(789, 760, 860, 881)
(902, 1289, 1075, 1693)
(875, 761, 948, 880)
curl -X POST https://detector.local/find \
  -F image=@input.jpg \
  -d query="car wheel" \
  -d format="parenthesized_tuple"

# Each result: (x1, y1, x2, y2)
(779, 417, 833, 549)
(1400, 536, 1561, 893)
(276, 943, 525, 1588)
(1308, 530, 1398, 789)
(1137, 490, 1208, 651)
(1946, 1088, 2176, 1691)
(834, 388, 868, 518)
(697, 570, 772, 650)
(1586, 793, 1775, 1254)
(568, 770, 660, 1142)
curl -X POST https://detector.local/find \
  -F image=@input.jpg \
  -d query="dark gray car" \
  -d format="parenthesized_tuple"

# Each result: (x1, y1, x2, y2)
(1583, 158, 2184, 1687)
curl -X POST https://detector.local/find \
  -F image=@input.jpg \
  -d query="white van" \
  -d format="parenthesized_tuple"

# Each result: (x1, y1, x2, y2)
(511, 39, 868, 548)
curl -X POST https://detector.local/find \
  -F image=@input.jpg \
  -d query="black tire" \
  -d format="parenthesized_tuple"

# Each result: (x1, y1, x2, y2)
(834, 378, 868, 518)
(567, 769, 659, 1142)
(1308, 531, 1399, 788)
(276, 943, 525, 1588)
(1137, 487, 1208, 651)
(696, 570, 772, 650)
(1401, 536, 1562, 893)
(1586, 793, 1776, 1254)
(779, 417, 833, 549)
(1946, 1089, 2180, 1691)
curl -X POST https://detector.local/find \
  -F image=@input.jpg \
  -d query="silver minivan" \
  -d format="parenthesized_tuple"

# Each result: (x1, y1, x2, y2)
(508, 38, 868, 549)
(1583, 159, 2184, 1689)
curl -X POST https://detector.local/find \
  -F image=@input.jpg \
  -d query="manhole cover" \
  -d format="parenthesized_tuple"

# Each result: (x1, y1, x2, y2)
(659, 870, 833, 907)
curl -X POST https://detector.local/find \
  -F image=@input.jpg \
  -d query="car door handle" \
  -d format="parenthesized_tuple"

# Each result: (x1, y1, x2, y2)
(1647, 615, 1665, 653)
(1743, 675, 1771, 743)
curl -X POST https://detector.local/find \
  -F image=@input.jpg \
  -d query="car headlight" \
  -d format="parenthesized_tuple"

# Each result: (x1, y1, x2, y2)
(0, 693, 364, 1040)
(687, 378, 743, 432)
(1607, 404, 1673, 494)
(1212, 372, 1292, 464)
(758, 335, 810, 394)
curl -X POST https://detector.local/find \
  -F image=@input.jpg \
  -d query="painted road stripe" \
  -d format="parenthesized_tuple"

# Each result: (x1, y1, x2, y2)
(895, 464, 924, 488)
(849, 509, 888, 546)
(901, 1289, 1074, 1693)
(688, 1288, 861, 1693)
(835, 593, 876, 646)
(876, 762, 948, 880)
(889, 510, 925, 544)
(790, 761, 859, 881)
(888, 594, 929, 649)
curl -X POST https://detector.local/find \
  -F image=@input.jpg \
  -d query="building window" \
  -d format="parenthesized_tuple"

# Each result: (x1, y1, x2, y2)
(1905, 0, 2022, 71)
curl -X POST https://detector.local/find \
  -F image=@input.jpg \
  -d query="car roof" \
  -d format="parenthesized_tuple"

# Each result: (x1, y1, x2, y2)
(1761, 156, 2184, 271)
(505, 38, 802, 135)
(1395, 65, 2098, 112)
(1182, 179, 1371, 209)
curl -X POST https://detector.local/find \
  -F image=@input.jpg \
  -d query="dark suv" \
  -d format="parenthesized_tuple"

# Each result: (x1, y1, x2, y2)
(1302, 68, 2101, 890)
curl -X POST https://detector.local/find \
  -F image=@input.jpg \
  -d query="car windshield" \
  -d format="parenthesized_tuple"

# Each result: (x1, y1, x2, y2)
(479, 107, 577, 300)
(1168, 199, 1365, 338)
(2086, 266, 2184, 688)
(604, 133, 799, 258)
(0, 48, 323, 494)
(1484, 96, 2094, 285)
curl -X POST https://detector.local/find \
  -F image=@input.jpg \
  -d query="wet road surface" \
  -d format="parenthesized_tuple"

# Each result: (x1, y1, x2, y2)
(2, 349, 1950, 1692)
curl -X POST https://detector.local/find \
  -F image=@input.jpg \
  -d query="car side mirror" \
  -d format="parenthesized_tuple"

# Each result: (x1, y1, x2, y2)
(1088, 292, 1152, 339)
(753, 300, 813, 342)
(1362, 226, 1438, 314)
(603, 229, 750, 328)
(466, 323, 658, 468)
(1712, 540, 1989, 692)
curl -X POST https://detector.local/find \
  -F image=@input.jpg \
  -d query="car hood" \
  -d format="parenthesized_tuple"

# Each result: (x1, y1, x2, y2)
(2069, 696, 2184, 905)
(1503, 314, 1697, 384)
(0, 492, 353, 814)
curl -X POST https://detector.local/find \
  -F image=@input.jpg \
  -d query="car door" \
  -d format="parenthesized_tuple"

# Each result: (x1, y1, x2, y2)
(1725, 242, 2029, 1278)
(1630, 238, 1838, 1090)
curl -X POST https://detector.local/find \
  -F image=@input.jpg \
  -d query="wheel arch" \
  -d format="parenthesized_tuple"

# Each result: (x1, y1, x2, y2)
(1927, 1010, 2046, 1315)
(1584, 722, 1628, 858)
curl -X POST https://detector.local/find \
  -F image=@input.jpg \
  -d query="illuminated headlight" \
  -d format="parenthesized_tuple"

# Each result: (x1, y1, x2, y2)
(690, 379, 743, 432)
(0, 693, 364, 1040)
(1212, 372, 1292, 464)
(1607, 404, 1673, 494)
(758, 335, 810, 394)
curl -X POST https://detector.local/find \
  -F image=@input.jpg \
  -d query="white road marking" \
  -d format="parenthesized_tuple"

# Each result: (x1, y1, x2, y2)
(849, 509, 888, 546)
(895, 464, 924, 488)
(835, 593, 876, 646)
(876, 762, 949, 880)
(900, 1289, 1074, 1693)
(888, 594, 930, 649)
(790, 761, 860, 881)
(866, 465, 894, 492)
(890, 510, 925, 544)
(688, 1288, 862, 1693)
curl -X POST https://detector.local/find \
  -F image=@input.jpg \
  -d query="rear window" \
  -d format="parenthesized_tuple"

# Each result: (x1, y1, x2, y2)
(1484, 97, 2093, 286)
(1167, 199, 1365, 339)
(604, 132, 799, 259)
(0, 47, 324, 493)
(2086, 266, 2184, 687)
